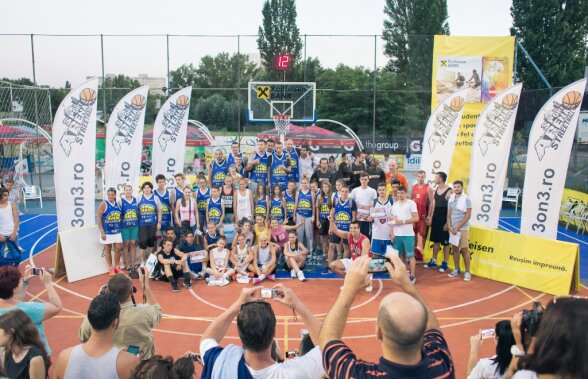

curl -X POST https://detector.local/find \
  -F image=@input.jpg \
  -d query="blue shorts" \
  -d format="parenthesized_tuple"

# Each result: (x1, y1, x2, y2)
(121, 226, 138, 242)
(393, 236, 415, 259)
(371, 239, 392, 256)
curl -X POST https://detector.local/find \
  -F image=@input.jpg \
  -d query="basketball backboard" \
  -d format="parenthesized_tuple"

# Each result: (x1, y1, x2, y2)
(247, 81, 316, 124)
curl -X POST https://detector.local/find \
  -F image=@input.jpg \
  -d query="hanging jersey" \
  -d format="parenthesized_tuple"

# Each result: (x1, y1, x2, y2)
(121, 197, 138, 228)
(196, 188, 210, 214)
(287, 147, 299, 182)
(333, 198, 353, 231)
(221, 187, 234, 215)
(269, 197, 285, 223)
(254, 196, 268, 217)
(318, 194, 331, 221)
(138, 194, 158, 227)
(372, 197, 393, 241)
(284, 191, 296, 219)
(269, 152, 290, 190)
(102, 201, 122, 235)
(296, 190, 313, 218)
(349, 234, 370, 260)
(205, 232, 219, 246)
(412, 183, 429, 217)
(208, 197, 223, 225)
(250, 152, 269, 184)
(154, 189, 172, 228)
(236, 189, 252, 220)
(211, 160, 228, 188)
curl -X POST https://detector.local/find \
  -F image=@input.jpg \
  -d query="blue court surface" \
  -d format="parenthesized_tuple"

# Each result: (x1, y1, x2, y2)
(16, 213, 588, 281)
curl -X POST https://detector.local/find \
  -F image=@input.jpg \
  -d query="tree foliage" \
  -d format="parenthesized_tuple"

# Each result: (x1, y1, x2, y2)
(257, 0, 303, 73)
(382, 0, 449, 86)
(511, 0, 588, 89)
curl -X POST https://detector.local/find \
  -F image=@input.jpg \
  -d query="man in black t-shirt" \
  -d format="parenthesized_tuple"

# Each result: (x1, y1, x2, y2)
(319, 254, 455, 379)
(310, 158, 332, 185)
(350, 152, 366, 190)
(366, 159, 385, 190)
(156, 238, 192, 292)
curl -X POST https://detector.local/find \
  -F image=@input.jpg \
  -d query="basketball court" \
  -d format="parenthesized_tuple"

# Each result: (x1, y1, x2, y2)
(16, 212, 588, 377)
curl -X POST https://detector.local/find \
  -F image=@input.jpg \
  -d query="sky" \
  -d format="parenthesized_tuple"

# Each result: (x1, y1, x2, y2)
(0, 0, 513, 88)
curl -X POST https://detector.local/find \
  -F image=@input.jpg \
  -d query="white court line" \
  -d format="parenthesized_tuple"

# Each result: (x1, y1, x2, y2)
(434, 285, 515, 312)
(20, 222, 57, 240)
(28, 226, 58, 265)
(19, 214, 42, 224)
(500, 219, 588, 246)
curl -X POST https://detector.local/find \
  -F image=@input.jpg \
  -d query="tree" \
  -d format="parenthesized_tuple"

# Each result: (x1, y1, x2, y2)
(257, 0, 303, 73)
(382, 0, 449, 87)
(511, 0, 588, 89)
(194, 94, 239, 130)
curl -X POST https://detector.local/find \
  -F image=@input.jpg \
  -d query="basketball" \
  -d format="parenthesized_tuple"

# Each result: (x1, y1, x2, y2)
(449, 96, 464, 111)
(79, 88, 96, 105)
(176, 95, 190, 109)
(131, 94, 146, 110)
(502, 93, 519, 110)
(562, 91, 582, 110)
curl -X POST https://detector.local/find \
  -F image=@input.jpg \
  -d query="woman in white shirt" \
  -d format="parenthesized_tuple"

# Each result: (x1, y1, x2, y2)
(467, 320, 514, 379)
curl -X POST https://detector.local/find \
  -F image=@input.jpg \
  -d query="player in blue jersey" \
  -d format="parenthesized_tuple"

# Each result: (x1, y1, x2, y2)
(246, 139, 269, 193)
(208, 149, 228, 189)
(120, 184, 139, 269)
(294, 177, 315, 252)
(97, 188, 123, 275)
(325, 184, 357, 273)
(268, 141, 291, 191)
(137, 182, 163, 263)
(285, 139, 299, 183)
(154, 174, 173, 238)
(269, 184, 286, 223)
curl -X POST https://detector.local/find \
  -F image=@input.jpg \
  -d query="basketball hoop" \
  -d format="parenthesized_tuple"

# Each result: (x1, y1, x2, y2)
(273, 114, 291, 142)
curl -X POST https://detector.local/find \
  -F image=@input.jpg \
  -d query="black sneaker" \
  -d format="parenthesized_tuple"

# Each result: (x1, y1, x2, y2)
(171, 281, 180, 292)
(183, 281, 192, 289)
(321, 267, 331, 275)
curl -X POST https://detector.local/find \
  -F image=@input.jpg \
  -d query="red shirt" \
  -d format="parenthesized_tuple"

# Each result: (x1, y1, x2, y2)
(348, 233, 370, 260)
(412, 183, 429, 218)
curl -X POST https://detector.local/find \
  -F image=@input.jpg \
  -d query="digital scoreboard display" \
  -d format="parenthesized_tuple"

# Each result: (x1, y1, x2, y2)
(272, 53, 292, 70)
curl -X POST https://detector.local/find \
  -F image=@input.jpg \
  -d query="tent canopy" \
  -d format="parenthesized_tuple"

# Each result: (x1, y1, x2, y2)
(257, 125, 355, 147)
(97, 124, 211, 146)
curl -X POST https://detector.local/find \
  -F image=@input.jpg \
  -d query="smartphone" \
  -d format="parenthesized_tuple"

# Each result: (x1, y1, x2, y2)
(260, 288, 278, 299)
(285, 350, 299, 359)
(127, 345, 140, 355)
(368, 258, 387, 273)
(187, 352, 202, 363)
(480, 328, 495, 340)
(32, 268, 42, 276)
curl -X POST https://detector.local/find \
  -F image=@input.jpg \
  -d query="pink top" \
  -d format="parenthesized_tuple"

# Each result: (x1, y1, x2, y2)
(179, 198, 196, 226)
(270, 224, 288, 248)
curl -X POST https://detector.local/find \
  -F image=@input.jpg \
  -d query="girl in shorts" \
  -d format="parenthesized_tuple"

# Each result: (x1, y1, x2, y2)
(137, 182, 162, 263)
(316, 180, 333, 257)
(97, 188, 123, 275)
(206, 236, 234, 284)
(230, 233, 254, 278)
(284, 230, 308, 281)
(252, 233, 276, 284)
(120, 184, 139, 269)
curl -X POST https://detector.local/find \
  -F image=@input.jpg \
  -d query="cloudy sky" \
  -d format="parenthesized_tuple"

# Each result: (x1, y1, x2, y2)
(0, 0, 513, 87)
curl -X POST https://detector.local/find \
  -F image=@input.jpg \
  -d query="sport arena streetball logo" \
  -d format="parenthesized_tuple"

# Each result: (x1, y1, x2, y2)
(209, 208, 221, 220)
(158, 94, 190, 152)
(335, 211, 351, 222)
(478, 93, 519, 156)
(59, 88, 96, 157)
(298, 200, 311, 210)
(427, 96, 464, 153)
(112, 94, 146, 155)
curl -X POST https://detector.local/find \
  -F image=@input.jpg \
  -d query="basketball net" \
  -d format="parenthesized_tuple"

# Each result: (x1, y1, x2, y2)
(273, 114, 291, 143)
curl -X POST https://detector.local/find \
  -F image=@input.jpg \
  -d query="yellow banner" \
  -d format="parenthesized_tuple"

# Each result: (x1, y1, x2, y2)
(424, 226, 579, 295)
(431, 36, 515, 190)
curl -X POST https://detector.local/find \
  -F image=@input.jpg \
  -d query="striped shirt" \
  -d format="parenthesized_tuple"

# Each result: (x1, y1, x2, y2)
(322, 329, 454, 379)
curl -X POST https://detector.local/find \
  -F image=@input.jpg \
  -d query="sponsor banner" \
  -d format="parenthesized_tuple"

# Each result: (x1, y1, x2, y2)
(151, 86, 192, 188)
(104, 86, 149, 194)
(423, 226, 579, 295)
(432, 36, 515, 190)
(420, 88, 468, 187)
(359, 137, 423, 154)
(52, 78, 98, 232)
(470, 84, 523, 228)
(521, 79, 587, 239)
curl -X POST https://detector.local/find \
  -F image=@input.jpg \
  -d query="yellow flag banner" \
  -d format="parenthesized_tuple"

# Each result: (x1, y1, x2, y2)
(431, 36, 515, 190)
(423, 226, 579, 295)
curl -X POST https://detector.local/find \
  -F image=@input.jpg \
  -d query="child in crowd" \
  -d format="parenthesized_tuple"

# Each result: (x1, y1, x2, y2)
(205, 236, 234, 285)
(155, 238, 192, 292)
(284, 179, 297, 226)
(254, 182, 269, 224)
(269, 184, 286, 223)
(230, 233, 255, 279)
(284, 230, 308, 281)
(252, 233, 276, 284)
(203, 222, 220, 250)
(253, 214, 268, 242)
(206, 186, 225, 232)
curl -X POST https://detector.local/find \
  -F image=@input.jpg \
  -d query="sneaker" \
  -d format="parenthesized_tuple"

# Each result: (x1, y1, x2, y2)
(183, 281, 192, 289)
(267, 274, 276, 281)
(463, 272, 472, 282)
(365, 274, 373, 292)
(190, 272, 200, 280)
(108, 267, 116, 276)
(321, 267, 331, 275)
(409, 274, 416, 284)
(290, 269, 296, 279)
(448, 269, 461, 278)
(297, 271, 306, 282)
(423, 259, 437, 269)
(438, 261, 449, 273)
(252, 277, 263, 285)
(171, 282, 180, 292)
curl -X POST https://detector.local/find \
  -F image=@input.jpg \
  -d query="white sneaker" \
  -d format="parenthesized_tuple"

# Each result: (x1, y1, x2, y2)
(290, 269, 296, 279)
(365, 274, 373, 292)
(463, 272, 472, 281)
(297, 271, 306, 282)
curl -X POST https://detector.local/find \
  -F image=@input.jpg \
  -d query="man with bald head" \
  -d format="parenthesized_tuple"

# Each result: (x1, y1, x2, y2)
(387, 159, 409, 190)
(319, 254, 455, 378)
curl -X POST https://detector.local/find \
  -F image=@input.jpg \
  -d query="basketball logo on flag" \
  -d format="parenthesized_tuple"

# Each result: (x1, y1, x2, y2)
(59, 88, 96, 157)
